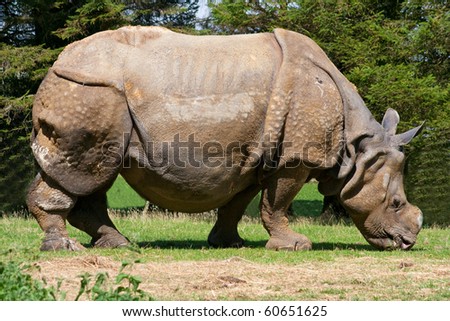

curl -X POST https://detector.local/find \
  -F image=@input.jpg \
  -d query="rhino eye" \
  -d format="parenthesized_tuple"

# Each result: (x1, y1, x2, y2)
(366, 155, 385, 172)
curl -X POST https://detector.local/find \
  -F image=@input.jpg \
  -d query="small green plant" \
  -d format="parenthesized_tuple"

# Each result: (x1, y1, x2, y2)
(75, 261, 153, 301)
(0, 261, 64, 300)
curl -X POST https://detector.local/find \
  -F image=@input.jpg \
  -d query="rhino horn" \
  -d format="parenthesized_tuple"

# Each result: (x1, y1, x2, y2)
(382, 108, 400, 135)
(391, 122, 425, 146)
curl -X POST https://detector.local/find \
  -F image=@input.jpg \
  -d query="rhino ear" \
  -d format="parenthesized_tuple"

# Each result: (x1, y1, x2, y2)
(382, 108, 400, 135)
(391, 122, 425, 146)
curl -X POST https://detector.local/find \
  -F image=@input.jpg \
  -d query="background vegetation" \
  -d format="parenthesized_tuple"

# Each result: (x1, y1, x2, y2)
(1, 0, 449, 224)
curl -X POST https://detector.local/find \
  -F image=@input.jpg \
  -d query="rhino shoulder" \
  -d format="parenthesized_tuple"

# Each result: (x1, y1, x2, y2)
(273, 28, 331, 65)
(262, 29, 345, 170)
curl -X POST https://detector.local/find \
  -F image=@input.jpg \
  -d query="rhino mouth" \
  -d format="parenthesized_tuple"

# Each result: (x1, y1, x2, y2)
(367, 233, 415, 251)
(391, 234, 415, 250)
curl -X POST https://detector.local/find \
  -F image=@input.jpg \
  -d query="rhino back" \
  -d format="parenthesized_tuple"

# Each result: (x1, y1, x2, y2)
(123, 28, 282, 145)
(52, 26, 282, 149)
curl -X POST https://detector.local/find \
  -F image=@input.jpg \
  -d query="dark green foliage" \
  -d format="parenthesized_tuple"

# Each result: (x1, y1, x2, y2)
(405, 125, 450, 226)
(347, 64, 449, 126)
(53, 0, 200, 41)
(1, 44, 61, 97)
(1, 1, 201, 47)
(405, 3, 450, 82)
(129, 0, 199, 29)
(53, 0, 129, 41)
(0, 0, 83, 48)
(0, 95, 36, 212)
(0, 261, 62, 300)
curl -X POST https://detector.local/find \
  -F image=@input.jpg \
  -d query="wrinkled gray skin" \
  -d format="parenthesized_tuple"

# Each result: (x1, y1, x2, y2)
(27, 27, 423, 251)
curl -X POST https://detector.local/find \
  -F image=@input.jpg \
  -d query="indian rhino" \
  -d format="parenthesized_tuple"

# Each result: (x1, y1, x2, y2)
(27, 26, 423, 251)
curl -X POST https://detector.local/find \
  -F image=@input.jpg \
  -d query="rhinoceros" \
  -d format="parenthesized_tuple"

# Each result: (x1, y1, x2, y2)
(27, 26, 423, 251)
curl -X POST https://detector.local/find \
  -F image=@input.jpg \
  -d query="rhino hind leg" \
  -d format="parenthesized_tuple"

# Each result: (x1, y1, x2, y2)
(67, 191, 129, 248)
(27, 172, 128, 251)
(208, 185, 261, 248)
(260, 168, 312, 251)
(27, 173, 85, 251)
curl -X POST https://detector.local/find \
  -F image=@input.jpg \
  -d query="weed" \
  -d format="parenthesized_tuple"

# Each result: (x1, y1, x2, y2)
(0, 261, 64, 300)
(74, 261, 153, 301)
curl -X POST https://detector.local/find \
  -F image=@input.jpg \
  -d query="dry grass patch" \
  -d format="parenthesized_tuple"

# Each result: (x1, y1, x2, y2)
(32, 255, 450, 301)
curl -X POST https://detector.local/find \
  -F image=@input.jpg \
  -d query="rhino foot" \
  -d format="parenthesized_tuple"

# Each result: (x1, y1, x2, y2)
(266, 232, 312, 251)
(41, 235, 86, 251)
(208, 232, 244, 249)
(92, 233, 129, 249)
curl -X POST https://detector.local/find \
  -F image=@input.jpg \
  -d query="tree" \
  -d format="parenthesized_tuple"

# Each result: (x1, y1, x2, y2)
(403, 0, 449, 82)
(1, 0, 83, 48)
(53, 0, 129, 41)
(1, 1, 200, 47)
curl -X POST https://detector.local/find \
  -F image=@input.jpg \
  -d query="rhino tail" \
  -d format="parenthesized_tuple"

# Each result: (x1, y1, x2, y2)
(32, 70, 132, 196)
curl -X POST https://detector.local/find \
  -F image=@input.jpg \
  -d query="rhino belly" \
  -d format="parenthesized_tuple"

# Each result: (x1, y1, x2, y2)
(121, 157, 258, 212)
(120, 89, 266, 212)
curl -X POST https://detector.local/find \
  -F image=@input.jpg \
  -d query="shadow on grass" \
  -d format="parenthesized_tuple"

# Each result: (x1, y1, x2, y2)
(136, 240, 208, 249)
(135, 239, 267, 250)
(132, 240, 378, 251)
(312, 242, 375, 251)
(82, 239, 423, 252)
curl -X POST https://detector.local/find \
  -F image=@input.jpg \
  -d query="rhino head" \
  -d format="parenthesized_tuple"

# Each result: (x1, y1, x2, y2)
(336, 108, 424, 250)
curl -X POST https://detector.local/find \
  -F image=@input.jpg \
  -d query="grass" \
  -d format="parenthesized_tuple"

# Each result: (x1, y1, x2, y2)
(107, 175, 146, 209)
(1, 214, 448, 263)
(0, 213, 449, 300)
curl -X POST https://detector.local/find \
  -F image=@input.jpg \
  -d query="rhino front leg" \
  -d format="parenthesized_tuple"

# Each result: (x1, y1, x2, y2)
(260, 168, 312, 251)
(67, 192, 129, 248)
(208, 185, 261, 248)
(27, 173, 85, 251)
